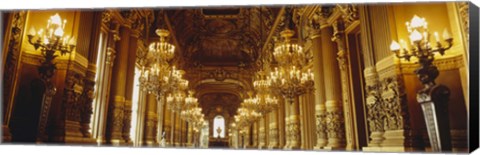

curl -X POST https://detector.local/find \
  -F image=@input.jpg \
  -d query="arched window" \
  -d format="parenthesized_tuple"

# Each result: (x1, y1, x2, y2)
(213, 115, 225, 138)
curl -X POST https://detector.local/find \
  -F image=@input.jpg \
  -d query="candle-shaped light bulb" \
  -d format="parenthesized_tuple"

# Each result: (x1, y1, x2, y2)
(44, 36, 49, 44)
(390, 40, 401, 51)
(50, 13, 62, 26)
(409, 29, 423, 42)
(68, 37, 76, 45)
(410, 15, 425, 28)
(38, 28, 44, 36)
(400, 39, 407, 49)
(434, 32, 440, 42)
(29, 27, 36, 36)
(442, 28, 452, 40)
(54, 28, 64, 37)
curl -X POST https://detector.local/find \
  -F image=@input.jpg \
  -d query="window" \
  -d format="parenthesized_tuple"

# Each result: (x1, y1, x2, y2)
(130, 68, 141, 145)
(213, 115, 225, 138)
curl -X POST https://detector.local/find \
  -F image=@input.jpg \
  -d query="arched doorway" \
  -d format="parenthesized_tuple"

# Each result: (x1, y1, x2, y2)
(213, 115, 225, 138)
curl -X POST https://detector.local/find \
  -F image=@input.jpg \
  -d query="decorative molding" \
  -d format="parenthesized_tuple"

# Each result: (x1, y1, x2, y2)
(400, 55, 465, 73)
(457, 2, 469, 45)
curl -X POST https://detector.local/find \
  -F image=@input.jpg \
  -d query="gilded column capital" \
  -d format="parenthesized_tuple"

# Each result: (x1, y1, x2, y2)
(336, 4, 359, 27)
(102, 11, 112, 24)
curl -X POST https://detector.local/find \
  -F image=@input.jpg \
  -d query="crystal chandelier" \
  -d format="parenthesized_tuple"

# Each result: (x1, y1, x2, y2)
(273, 29, 306, 67)
(250, 72, 279, 115)
(139, 29, 178, 97)
(166, 91, 186, 112)
(148, 29, 175, 62)
(234, 107, 261, 129)
(267, 66, 314, 104)
(183, 91, 199, 110)
(267, 7, 315, 105)
(27, 13, 76, 80)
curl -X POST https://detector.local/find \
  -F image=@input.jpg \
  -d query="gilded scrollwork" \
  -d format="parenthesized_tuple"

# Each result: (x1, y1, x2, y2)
(365, 82, 384, 133)
(336, 4, 359, 27)
(381, 76, 409, 131)
(315, 113, 327, 140)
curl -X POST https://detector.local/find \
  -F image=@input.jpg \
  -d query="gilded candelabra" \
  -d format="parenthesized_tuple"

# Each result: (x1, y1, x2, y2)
(390, 15, 453, 152)
(26, 13, 76, 142)
(27, 13, 76, 81)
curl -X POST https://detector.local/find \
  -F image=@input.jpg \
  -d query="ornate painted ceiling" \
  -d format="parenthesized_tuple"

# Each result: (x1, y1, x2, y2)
(164, 7, 280, 68)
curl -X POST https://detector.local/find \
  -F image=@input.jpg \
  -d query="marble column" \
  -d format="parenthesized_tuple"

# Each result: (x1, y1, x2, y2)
(321, 25, 346, 150)
(144, 94, 157, 146)
(105, 25, 131, 146)
(308, 17, 328, 149)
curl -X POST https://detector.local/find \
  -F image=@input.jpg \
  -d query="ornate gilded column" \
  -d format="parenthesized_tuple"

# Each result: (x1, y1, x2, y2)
(357, 5, 385, 151)
(106, 25, 131, 145)
(144, 93, 157, 146)
(163, 103, 172, 146)
(307, 11, 328, 149)
(283, 98, 291, 149)
(258, 118, 265, 149)
(187, 122, 193, 147)
(319, 11, 346, 150)
(156, 96, 166, 145)
(289, 97, 301, 149)
(122, 25, 140, 145)
(174, 113, 181, 146)
(331, 20, 356, 150)
(268, 108, 279, 149)
(91, 15, 120, 144)
(2, 11, 27, 142)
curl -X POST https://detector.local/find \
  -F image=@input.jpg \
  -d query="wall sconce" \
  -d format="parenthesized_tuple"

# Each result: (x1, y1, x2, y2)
(390, 15, 452, 152)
